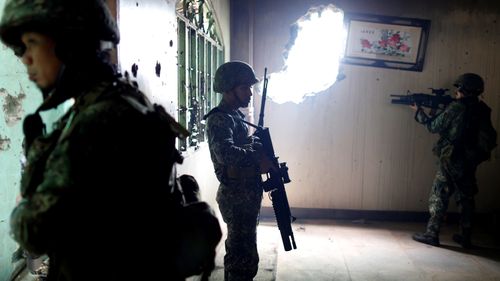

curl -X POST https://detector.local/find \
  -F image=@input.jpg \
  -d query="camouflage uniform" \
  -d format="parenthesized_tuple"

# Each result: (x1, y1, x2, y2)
(415, 97, 481, 237)
(11, 77, 187, 281)
(205, 100, 263, 281)
(2, 1, 188, 280)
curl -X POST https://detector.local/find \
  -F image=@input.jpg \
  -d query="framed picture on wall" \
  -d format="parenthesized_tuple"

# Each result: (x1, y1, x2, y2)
(342, 13, 431, 72)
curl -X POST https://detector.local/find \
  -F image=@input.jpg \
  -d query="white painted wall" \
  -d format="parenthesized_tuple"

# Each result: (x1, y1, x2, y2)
(250, 0, 500, 212)
(118, 0, 179, 115)
(117, 0, 230, 210)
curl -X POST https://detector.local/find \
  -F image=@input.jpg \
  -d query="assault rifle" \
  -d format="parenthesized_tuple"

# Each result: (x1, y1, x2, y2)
(242, 68, 297, 251)
(391, 88, 454, 111)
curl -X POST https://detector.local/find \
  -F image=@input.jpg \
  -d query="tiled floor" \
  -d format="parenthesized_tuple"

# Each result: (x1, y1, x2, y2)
(205, 218, 500, 281)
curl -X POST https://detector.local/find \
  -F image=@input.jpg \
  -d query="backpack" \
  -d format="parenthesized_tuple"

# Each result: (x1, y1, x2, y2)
(171, 173, 223, 279)
(464, 100, 497, 164)
(122, 87, 222, 279)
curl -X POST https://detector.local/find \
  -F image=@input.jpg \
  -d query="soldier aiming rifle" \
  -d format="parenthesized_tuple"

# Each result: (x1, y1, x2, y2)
(391, 88, 454, 113)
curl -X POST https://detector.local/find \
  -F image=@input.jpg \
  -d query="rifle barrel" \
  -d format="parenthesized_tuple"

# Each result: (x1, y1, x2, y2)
(258, 68, 268, 128)
(391, 100, 412, 104)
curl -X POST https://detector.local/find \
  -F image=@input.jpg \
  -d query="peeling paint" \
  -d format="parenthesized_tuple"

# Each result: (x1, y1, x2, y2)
(0, 134, 11, 151)
(0, 87, 26, 126)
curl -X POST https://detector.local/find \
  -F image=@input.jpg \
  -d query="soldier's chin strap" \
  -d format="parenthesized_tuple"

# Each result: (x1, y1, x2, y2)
(39, 65, 68, 110)
(229, 88, 248, 109)
(23, 64, 69, 151)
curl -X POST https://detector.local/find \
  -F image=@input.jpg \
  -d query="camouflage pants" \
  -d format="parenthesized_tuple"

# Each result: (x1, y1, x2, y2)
(217, 182, 262, 281)
(426, 162, 478, 235)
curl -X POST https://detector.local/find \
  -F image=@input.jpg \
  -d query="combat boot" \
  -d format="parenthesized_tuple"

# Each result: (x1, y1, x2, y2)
(412, 232, 440, 246)
(453, 228, 472, 249)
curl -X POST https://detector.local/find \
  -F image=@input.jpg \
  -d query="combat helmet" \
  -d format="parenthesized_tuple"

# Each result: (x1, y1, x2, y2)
(453, 73, 484, 96)
(0, 0, 119, 56)
(213, 61, 259, 93)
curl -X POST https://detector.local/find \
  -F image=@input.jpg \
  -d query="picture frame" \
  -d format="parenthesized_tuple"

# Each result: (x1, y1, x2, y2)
(342, 13, 431, 72)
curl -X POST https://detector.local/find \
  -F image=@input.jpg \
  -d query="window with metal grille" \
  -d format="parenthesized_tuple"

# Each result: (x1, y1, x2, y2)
(177, 0, 224, 151)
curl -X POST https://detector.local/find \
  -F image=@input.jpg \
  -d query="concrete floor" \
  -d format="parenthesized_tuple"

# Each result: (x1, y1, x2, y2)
(12, 218, 500, 281)
(203, 218, 500, 281)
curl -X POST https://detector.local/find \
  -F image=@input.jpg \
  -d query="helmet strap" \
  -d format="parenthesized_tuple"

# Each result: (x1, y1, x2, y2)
(229, 87, 248, 109)
(222, 89, 242, 110)
(40, 63, 66, 100)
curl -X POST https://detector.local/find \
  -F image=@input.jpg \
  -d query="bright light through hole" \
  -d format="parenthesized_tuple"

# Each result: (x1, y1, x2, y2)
(264, 5, 346, 104)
